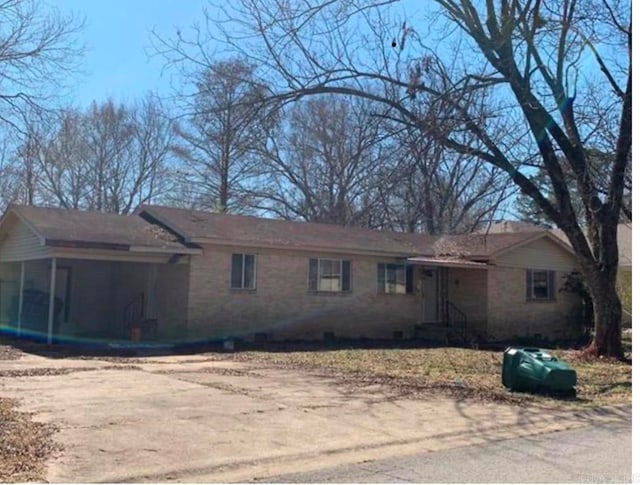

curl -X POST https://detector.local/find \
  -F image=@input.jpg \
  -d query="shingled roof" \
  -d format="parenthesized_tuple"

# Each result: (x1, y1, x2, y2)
(139, 205, 437, 256)
(0, 204, 570, 260)
(139, 205, 561, 259)
(3, 205, 195, 253)
(430, 232, 566, 258)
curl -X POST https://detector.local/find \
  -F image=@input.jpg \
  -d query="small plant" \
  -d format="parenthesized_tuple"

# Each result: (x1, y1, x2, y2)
(560, 271, 594, 338)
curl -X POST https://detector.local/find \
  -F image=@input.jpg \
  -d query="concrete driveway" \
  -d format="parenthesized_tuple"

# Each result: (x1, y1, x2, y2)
(0, 352, 630, 482)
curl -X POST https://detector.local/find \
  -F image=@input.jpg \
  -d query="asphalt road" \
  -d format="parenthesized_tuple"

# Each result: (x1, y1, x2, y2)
(260, 419, 632, 483)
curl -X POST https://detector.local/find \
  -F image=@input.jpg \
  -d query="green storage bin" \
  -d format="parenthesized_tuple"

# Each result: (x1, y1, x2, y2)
(502, 347, 576, 394)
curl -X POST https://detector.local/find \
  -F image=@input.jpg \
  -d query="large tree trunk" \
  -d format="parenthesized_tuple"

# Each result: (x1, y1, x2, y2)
(585, 267, 623, 358)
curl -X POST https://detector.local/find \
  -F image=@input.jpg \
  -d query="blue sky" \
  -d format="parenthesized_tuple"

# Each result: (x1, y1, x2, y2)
(49, 0, 211, 106)
(48, 0, 427, 107)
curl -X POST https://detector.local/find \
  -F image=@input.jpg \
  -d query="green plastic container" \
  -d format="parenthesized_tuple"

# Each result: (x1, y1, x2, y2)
(502, 347, 577, 394)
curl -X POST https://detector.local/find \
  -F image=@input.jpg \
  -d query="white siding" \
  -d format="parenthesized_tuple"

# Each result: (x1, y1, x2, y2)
(494, 236, 577, 272)
(0, 217, 50, 262)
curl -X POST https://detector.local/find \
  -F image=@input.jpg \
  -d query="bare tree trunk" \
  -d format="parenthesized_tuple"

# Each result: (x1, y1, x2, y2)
(584, 262, 622, 357)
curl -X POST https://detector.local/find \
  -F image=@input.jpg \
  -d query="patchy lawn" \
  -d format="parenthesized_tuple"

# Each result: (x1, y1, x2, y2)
(227, 346, 631, 409)
(0, 336, 630, 482)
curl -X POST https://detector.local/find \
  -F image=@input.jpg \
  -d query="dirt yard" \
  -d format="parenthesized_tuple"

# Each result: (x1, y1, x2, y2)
(0, 340, 631, 483)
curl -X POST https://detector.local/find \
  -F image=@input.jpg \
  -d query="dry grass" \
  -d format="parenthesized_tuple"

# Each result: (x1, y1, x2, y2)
(0, 398, 59, 483)
(229, 346, 631, 409)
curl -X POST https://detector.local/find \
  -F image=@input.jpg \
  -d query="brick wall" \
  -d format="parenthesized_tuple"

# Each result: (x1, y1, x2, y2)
(186, 245, 420, 341)
(486, 266, 582, 341)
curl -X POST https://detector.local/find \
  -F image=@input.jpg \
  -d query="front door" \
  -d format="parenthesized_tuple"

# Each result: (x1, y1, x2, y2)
(421, 268, 440, 323)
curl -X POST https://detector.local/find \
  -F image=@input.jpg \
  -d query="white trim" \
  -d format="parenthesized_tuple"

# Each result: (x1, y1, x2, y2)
(47, 258, 56, 344)
(407, 257, 489, 269)
(17, 262, 24, 336)
(308, 258, 350, 292)
(318, 258, 342, 292)
(380, 263, 408, 294)
(50, 248, 178, 264)
(129, 245, 201, 255)
(230, 253, 257, 290)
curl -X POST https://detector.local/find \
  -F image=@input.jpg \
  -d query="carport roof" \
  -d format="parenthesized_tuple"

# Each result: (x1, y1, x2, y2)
(3, 204, 197, 253)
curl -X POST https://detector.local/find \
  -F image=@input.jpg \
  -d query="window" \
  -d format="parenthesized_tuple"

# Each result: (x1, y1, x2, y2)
(231, 254, 256, 289)
(377, 263, 413, 294)
(308, 259, 351, 292)
(526, 270, 555, 300)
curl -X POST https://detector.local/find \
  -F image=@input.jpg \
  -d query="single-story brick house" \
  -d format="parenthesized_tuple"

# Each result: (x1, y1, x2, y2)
(0, 204, 583, 344)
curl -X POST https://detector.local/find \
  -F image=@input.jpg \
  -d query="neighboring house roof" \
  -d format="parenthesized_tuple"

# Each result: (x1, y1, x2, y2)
(550, 223, 632, 268)
(473, 220, 549, 234)
(0, 204, 197, 254)
(139, 205, 571, 260)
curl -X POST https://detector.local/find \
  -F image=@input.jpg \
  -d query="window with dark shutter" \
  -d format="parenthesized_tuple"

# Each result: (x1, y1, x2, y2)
(309, 258, 351, 292)
(309, 259, 318, 291)
(406, 266, 414, 294)
(526, 269, 555, 300)
(341, 260, 351, 292)
(378, 263, 408, 294)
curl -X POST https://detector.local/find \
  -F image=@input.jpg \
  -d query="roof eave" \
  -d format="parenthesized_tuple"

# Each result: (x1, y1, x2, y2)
(45, 239, 130, 251)
(129, 245, 201, 255)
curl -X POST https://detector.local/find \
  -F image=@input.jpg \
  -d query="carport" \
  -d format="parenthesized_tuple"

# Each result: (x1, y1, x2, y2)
(0, 205, 200, 343)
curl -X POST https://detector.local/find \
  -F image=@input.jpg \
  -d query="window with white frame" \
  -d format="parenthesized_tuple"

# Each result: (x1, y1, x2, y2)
(526, 270, 555, 300)
(377, 263, 413, 294)
(308, 258, 351, 292)
(231, 254, 256, 289)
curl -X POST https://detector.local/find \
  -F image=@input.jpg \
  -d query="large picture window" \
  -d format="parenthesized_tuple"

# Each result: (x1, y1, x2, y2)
(231, 254, 256, 289)
(526, 270, 555, 300)
(377, 263, 413, 294)
(308, 259, 351, 292)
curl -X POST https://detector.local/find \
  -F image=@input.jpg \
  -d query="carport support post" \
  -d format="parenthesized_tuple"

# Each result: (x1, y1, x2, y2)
(47, 258, 56, 344)
(17, 262, 24, 336)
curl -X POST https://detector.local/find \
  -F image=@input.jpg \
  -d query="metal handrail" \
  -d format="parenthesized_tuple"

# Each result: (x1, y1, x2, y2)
(123, 292, 145, 335)
(444, 300, 468, 342)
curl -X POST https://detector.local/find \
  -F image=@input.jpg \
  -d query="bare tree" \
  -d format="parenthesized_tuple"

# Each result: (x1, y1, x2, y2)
(126, 94, 176, 212)
(0, 139, 34, 207)
(0, 0, 83, 132)
(385, 135, 512, 234)
(16, 96, 174, 214)
(254, 95, 391, 225)
(157, 0, 630, 356)
(171, 58, 270, 213)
